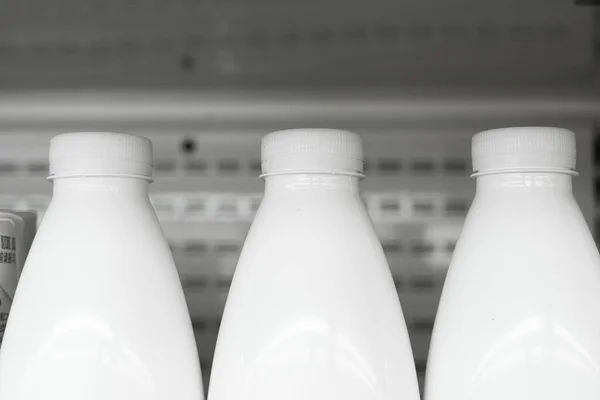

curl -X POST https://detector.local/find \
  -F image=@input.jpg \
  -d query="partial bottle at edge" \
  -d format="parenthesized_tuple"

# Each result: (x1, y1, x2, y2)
(426, 127, 600, 399)
(208, 129, 420, 400)
(0, 133, 204, 400)
(0, 211, 24, 347)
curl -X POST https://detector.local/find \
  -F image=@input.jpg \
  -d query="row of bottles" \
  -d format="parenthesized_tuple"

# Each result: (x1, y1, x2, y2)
(0, 127, 598, 400)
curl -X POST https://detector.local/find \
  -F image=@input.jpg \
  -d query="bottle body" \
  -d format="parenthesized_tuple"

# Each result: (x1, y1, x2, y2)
(426, 173, 600, 400)
(209, 175, 419, 400)
(0, 178, 203, 400)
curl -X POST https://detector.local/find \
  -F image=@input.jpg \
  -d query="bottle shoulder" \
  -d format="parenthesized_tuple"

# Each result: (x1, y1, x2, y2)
(12, 196, 182, 321)
(251, 197, 378, 244)
(440, 198, 600, 315)
(235, 201, 391, 292)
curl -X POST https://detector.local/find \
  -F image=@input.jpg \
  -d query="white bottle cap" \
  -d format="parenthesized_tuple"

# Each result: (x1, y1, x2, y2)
(261, 129, 364, 177)
(472, 127, 576, 175)
(49, 132, 153, 180)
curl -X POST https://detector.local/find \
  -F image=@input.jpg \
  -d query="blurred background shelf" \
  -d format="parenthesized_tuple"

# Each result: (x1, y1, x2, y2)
(1, 87, 600, 123)
(0, 0, 597, 87)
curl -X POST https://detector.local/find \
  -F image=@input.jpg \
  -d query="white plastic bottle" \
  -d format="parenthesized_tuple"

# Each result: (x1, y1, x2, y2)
(426, 127, 600, 400)
(0, 133, 204, 400)
(208, 129, 420, 400)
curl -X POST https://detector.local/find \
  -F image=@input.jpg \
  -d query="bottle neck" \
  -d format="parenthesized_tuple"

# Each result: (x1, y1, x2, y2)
(475, 172, 573, 196)
(264, 174, 361, 196)
(51, 176, 150, 198)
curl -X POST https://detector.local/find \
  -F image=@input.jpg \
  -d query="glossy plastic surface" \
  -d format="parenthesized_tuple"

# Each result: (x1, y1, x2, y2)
(426, 172, 600, 399)
(209, 174, 420, 400)
(0, 177, 204, 400)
